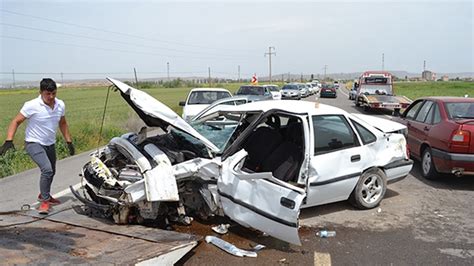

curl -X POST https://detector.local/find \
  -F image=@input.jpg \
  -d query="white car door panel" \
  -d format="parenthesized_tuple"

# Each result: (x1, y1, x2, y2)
(219, 150, 305, 246)
(305, 146, 367, 207)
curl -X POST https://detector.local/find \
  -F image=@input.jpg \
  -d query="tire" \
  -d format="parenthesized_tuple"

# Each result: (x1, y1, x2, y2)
(349, 168, 387, 209)
(421, 147, 438, 179)
(355, 101, 360, 107)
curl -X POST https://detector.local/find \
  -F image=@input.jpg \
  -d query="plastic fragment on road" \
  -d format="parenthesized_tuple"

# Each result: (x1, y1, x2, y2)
(211, 224, 230, 234)
(250, 243, 266, 252)
(204, 235, 257, 257)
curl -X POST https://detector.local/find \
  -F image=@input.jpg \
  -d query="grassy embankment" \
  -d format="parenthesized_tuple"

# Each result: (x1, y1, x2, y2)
(0, 81, 472, 177)
(0, 82, 251, 177)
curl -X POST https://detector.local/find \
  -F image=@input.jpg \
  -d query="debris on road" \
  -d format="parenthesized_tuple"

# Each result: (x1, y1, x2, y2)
(316, 230, 336, 238)
(211, 224, 230, 234)
(205, 235, 257, 257)
(250, 243, 266, 252)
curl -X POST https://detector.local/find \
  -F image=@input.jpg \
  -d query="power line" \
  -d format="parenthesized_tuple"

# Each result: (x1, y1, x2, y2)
(0, 22, 253, 58)
(264, 46, 276, 83)
(0, 35, 248, 61)
(0, 9, 259, 54)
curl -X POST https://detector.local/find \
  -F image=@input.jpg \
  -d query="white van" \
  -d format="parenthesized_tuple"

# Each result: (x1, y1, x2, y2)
(179, 88, 232, 121)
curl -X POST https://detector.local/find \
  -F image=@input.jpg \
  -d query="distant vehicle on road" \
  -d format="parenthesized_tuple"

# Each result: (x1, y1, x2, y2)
(355, 71, 411, 114)
(393, 97, 474, 179)
(334, 80, 340, 89)
(281, 84, 302, 100)
(179, 88, 232, 121)
(235, 85, 273, 101)
(320, 84, 337, 98)
(297, 83, 310, 97)
(262, 84, 282, 100)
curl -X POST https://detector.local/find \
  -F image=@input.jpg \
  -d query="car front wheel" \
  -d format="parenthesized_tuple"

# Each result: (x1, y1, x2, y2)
(421, 147, 438, 179)
(349, 168, 387, 209)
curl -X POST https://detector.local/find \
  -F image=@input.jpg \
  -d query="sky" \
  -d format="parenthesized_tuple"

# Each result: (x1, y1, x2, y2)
(0, 0, 473, 84)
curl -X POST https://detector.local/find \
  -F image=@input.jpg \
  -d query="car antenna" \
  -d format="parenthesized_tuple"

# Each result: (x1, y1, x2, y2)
(96, 84, 113, 154)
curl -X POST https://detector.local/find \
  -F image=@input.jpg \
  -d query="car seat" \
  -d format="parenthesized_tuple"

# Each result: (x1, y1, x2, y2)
(260, 121, 303, 182)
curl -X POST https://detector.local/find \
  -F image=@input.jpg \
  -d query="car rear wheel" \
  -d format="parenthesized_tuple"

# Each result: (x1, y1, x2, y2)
(421, 147, 438, 179)
(349, 168, 387, 209)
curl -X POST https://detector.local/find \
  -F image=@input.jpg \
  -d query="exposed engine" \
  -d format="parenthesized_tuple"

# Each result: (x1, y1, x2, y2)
(73, 130, 221, 227)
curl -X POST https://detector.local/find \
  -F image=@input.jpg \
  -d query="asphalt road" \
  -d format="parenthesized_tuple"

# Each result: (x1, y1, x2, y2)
(1, 85, 473, 265)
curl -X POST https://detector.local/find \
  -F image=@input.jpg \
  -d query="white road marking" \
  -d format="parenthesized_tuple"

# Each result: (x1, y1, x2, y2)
(338, 88, 349, 98)
(31, 182, 82, 206)
(314, 251, 332, 266)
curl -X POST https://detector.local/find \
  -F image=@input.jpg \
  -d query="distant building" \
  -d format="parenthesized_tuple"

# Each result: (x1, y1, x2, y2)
(422, 70, 436, 81)
(441, 75, 449, 81)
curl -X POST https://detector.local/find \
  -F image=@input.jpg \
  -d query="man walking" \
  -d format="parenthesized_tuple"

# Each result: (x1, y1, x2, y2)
(0, 78, 74, 214)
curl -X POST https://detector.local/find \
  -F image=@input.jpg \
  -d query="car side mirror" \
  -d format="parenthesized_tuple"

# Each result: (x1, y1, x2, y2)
(179, 101, 186, 106)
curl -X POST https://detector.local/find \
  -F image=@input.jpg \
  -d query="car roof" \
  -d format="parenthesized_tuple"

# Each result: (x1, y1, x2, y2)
(421, 96, 474, 102)
(189, 88, 230, 92)
(224, 100, 347, 115)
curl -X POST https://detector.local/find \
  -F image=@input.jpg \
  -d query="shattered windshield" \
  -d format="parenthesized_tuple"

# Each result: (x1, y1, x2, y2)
(190, 112, 245, 152)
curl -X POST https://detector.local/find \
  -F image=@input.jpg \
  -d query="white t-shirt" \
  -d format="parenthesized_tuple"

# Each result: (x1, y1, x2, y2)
(20, 96, 66, 146)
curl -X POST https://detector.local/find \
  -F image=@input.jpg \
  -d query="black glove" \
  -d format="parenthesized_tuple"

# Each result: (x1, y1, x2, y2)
(0, 140, 15, 155)
(67, 142, 75, 156)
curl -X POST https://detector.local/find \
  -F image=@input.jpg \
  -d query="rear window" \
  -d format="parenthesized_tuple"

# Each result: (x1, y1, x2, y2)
(188, 91, 231, 104)
(445, 102, 474, 119)
(282, 85, 299, 90)
(236, 86, 264, 95)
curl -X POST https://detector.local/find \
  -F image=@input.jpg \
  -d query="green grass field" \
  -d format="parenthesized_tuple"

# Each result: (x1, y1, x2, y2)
(0, 80, 472, 177)
(395, 81, 474, 99)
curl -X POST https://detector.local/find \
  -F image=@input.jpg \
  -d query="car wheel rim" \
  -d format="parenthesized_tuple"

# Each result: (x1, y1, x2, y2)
(422, 151, 431, 175)
(360, 174, 383, 204)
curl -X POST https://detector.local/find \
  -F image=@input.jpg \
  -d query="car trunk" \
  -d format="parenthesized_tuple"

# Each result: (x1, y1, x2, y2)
(458, 120, 474, 153)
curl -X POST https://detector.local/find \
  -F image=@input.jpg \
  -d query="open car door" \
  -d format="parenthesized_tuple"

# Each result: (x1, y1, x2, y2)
(218, 150, 306, 245)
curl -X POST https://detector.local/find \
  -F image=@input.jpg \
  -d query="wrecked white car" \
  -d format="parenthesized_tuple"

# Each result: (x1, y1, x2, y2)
(72, 78, 413, 246)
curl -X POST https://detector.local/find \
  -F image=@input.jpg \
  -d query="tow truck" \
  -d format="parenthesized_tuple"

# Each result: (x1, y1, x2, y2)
(355, 71, 411, 115)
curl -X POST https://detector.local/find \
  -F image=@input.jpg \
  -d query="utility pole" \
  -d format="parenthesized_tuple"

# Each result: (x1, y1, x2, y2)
(382, 53, 385, 71)
(208, 67, 211, 86)
(264, 46, 276, 83)
(133, 67, 139, 87)
(323, 65, 328, 80)
(423, 60, 426, 71)
(12, 69, 15, 88)
(238, 65, 241, 82)
(167, 62, 170, 80)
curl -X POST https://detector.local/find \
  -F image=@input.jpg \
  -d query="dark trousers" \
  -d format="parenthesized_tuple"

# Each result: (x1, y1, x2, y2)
(25, 142, 56, 201)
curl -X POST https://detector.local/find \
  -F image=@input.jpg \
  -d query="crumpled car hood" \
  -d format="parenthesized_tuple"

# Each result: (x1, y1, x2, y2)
(107, 77, 219, 153)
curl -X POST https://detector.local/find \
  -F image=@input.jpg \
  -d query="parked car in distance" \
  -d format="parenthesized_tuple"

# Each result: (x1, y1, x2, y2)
(262, 84, 282, 100)
(235, 85, 273, 101)
(297, 83, 310, 97)
(281, 84, 302, 100)
(334, 80, 340, 89)
(393, 97, 474, 178)
(305, 83, 315, 95)
(75, 78, 413, 246)
(179, 88, 232, 121)
(191, 95, 253, 122)
(320, 84, 337, 98)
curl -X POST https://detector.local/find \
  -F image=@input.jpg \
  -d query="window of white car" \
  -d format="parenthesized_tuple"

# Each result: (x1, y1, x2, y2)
(351, 120, 377, 144)
(312, 115, 360, 155)
(188, 91, 232, 104)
